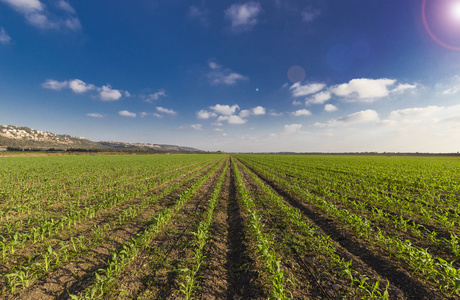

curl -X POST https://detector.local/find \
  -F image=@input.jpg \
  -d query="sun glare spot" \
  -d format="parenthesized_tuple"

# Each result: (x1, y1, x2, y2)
(451, 1, 460, 21)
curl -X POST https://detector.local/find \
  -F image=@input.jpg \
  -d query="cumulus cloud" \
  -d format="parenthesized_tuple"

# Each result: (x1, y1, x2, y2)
(210, 104, 240, 115)
(99, 85, 122, 101)
(42, 78, 127, 101)
(190, 124, 203, 130)
(119, 110, 136, 118)
(239, 109, 251, 118)
(156, 107, 177, 115)
(42, 79, 68, 90)
(330, 78, 396, 100)
(86, 113, 103, 118)
(197, 109, 217, 119)
(145, 89, 166, 102)
(69, 79, 95, 93)
(283, 124, 303, 134)
(197, 104, 264, 125)
(301, 7, 321, 22)
(292, 109, 312, 117)
(306, 91, 331, 105)
(0, 0, 81, 30)
(290, 82, 325, 97)
(0, 27, 11, 44)
(324, 104, 338, 112)
(217, 115, 247, 124)
(207, 61, 248, 85)
(225, 2, 261, 32)
(252, 106, 266, 115)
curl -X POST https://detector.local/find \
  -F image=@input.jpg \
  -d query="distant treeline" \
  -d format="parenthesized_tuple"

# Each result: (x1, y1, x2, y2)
(3, 147, 209, 154)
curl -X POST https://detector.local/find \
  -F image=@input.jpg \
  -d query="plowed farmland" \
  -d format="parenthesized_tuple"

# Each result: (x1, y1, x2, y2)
(0, 154, 459, 299)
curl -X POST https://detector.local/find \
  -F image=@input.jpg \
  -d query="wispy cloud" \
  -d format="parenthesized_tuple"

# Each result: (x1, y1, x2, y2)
(156, 107, 177, 115)
(207, 61, 247, 85)
(144, 89, 166, 102)
(290, 82, 325, 97)
(225, 2, 261, 32)
(42, 78, 127, 101)
(301, 7, 321, 22)
(0, 0, 81, 30)
(86, 113, 104, 118)
(190, 124, 203, 130)
(119, 110, 136, 118)
(315, 109, 379, 128)
(189, 5, 208, 25)
(0, 27, 11, 44)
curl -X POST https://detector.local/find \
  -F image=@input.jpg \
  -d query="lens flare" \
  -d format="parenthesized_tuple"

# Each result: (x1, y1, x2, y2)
(422, 0, 460, 50)
(452, 1, 460, 20)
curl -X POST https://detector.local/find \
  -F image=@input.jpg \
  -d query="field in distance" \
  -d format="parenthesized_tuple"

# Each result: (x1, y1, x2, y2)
(0, 154, 459, 299)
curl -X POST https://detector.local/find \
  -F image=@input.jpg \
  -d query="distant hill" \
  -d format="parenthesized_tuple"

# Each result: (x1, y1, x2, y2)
(0, 124, 203, 152)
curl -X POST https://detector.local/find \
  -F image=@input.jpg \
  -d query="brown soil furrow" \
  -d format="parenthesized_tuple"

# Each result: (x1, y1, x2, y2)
(12, 161, 221, 300)
(238, 159, 447, 300)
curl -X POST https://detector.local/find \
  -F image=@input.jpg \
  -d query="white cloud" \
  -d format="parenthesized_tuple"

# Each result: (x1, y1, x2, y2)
(191, 124, 203, 130)
(0, 0, 81, 30)
(292, 109, 312, 117)
(145, 89, 166, 102)
(290, 82, 325, 97)
(324, 104, 338, 112)
(207, 61, 248, 85)
(337, 109, 379, 123)
(119, 110, 136, 118)
(69, 79, 95, 93)
(217, 115, 247, 125)
(42, 78, 126, 101)
(225, 2, 261, 32)
(315, 109, 379, 128)
(99, 85, 122, 101)
(283, 124, 302, 134)
(252, 106, 265, 115)
(213, 128, 224, 132)
(156, 107, 177, 115)
(57, 0, 75, 14)
(389, 106, 442, 119)
(86, 113, 103, 118)
(392, 83, 417, 94)
(306, 91, 331, 105)
(269, 110, 283, 117)
(197, 109, 217, 119)
(209, 61, 220, 70)
(42, 79, 68, 90)
(330, 78, 396, 100)
(0, 27, 11, 44)
(301, 7, 321, 22)
(239, 109, 251, 118)
(210, 104, 240, 115)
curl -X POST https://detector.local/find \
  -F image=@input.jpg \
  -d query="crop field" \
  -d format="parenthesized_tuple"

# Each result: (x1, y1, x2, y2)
(0, 153, 459, 299)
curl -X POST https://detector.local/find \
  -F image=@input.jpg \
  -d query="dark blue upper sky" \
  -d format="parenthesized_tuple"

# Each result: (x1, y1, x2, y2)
(2, 0, 460, 152)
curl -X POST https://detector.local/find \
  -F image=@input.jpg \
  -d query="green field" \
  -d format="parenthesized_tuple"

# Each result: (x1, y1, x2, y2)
(0, 154, 459, 299)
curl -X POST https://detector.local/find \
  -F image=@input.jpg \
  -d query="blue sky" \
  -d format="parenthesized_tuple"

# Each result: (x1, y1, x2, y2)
(2, 0, 460, 152)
